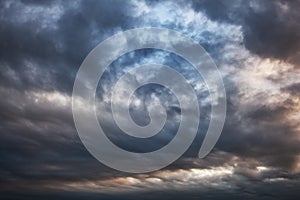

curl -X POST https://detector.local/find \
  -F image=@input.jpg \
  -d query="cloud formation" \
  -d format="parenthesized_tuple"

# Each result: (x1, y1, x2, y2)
(0, 0, 300, 199)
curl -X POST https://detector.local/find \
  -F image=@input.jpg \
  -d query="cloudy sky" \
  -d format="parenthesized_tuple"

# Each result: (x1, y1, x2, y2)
(1, 0, 300, 199)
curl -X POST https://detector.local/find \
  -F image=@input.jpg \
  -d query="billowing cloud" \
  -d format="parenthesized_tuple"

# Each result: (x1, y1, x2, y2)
(0, 0, 299, 199)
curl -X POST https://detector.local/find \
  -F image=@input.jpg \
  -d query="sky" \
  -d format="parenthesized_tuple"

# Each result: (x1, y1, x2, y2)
(0, 0, 300, 199)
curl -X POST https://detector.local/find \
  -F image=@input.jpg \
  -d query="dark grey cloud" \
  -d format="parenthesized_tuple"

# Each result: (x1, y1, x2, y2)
(0, 0, 137, 196)
(0, 0, 300, 199)
(0, 0, 134, 93)
(213, 80, 300, 171)
(282, 82, 300, 96)
(191, 0, 300, 66)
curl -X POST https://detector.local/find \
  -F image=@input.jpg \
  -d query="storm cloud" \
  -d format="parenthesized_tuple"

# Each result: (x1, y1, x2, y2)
(0, 0, 300, 199)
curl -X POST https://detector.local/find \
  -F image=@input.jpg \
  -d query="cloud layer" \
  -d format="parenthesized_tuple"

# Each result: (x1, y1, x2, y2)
(0, 0, 300, 199)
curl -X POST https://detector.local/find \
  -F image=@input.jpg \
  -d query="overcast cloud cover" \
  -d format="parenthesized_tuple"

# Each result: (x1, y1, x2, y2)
(1, 0, 300, 199)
